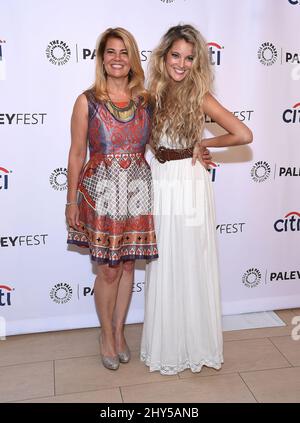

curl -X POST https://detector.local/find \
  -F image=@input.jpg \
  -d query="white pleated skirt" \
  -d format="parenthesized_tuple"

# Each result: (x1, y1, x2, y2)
(140, 156, 224, 375)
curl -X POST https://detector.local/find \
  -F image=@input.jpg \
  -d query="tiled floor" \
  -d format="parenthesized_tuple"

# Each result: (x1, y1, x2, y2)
(1, 309, 299, 403)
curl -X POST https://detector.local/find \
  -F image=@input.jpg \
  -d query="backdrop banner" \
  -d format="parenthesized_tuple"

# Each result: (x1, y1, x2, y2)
(1, 0, 299, 335)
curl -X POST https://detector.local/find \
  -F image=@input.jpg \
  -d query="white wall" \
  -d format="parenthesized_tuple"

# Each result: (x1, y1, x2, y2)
(1, 0, 299, 335)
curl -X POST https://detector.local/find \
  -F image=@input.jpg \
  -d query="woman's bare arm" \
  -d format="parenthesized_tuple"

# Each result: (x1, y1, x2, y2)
(201, 93, 253, 147)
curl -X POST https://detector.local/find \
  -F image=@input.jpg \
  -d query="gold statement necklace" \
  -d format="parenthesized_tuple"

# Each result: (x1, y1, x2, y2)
(106, 96, 137, 122)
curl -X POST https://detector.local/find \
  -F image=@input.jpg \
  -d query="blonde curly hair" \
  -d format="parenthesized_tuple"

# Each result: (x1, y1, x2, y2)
(148, 24, 212, 148)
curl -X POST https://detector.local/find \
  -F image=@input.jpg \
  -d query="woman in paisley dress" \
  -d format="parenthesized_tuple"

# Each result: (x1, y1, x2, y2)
(141, 24, 253, 375)
(65, 28, 159, 370)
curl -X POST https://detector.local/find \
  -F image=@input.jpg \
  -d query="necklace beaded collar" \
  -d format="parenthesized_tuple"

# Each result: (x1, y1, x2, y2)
(106, 98, 137, 122)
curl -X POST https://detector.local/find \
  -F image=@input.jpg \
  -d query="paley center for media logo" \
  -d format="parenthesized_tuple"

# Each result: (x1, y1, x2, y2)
(46, 40, 71, 66)
(0, 39, 6, 80)
(0, 285, 14, 306)
(274, 211, 300, 232)
(242, 267, 300, 288)
(258, 41, 300, 66)
(242, 268, 262, 288)
(0, 166, 12, 190)
(50, 283, 73, 304)
(49, 167, 68, 191)
(288, 0, 300, 5)
(251, 161, 300, 182)
(258, 42, 278, 66)
(251, 161, 271, 182)
(243, 267, 300, 286)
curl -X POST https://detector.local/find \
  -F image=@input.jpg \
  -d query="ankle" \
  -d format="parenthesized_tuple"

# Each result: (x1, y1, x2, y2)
(114, 324, 125, 335)
(100, 332, 117, 353)
(101, 329, 114, 339)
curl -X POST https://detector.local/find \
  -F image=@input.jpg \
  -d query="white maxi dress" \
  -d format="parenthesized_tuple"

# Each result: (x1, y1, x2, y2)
(141, 135, 224, 375)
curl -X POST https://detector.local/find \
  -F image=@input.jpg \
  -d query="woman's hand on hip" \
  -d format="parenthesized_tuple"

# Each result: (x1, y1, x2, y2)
(192, 142, 213, 168)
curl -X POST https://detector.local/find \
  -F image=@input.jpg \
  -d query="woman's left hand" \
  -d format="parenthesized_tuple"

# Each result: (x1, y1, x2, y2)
(192, 141, 212, 168)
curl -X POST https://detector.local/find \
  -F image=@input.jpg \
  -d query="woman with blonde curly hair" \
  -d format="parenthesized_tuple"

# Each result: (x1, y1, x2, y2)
(141, 24, 253, 375)
(65, 27, 158, 371)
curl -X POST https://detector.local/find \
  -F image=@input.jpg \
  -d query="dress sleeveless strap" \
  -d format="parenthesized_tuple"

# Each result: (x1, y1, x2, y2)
(83, 90, 99, 121)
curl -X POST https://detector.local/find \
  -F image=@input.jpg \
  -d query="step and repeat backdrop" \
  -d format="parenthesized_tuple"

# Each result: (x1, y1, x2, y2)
(1, 0, 299, 336)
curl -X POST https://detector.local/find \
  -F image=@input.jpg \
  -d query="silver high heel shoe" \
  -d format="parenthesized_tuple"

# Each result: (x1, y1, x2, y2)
(99, 335, 119, 370)
(118, 345, 131, 364)
(101, 354, 119, 370)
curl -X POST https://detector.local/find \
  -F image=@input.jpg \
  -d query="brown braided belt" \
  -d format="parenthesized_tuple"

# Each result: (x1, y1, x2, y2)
(155, 146, 194, 164)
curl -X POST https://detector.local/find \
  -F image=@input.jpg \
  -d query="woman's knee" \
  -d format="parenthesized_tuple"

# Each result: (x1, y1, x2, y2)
(123, 260, 135, 273)
(99, 264, 122, 284)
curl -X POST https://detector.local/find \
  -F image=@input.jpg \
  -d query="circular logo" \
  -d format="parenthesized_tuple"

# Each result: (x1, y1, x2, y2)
(46, 40, 71, 66)
(251, 161, 271, 183)
(50, 283, 73, 304)
(49, 167, 68, 191)
(242, 268, 262, 288)
(257, 42, 278, 66)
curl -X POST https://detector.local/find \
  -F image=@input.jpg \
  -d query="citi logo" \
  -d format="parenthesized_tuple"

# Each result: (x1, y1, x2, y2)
(282, 103, 300, 123)
(0, 285, 14, 306)
(208, 162, 219, 182)
(0, 40, 5, 60)
(274, 212, 300, 232)
(207, 42, 223, 66)
(0, 167, 12, 190)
